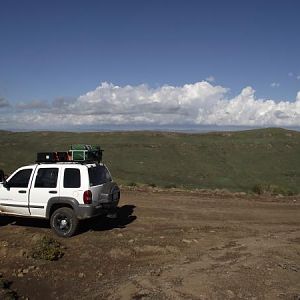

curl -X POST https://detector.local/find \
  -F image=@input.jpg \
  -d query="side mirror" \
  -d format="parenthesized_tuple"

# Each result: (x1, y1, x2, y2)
(2, 180, 10, 189)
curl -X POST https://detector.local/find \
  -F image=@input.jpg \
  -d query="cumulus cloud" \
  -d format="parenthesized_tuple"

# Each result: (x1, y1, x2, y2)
(270, 82, 280, 88)
(0, 97, 10, 108)
(1, 81, 300, 129)
(205, 76, 215, 83)
(52, 97, 77, 109)
(288, 72, 300, 80)
(16, 99, 49, 110)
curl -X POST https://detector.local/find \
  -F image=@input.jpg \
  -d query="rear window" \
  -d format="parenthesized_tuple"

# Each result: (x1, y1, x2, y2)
(64, 168, 81, 188)
(88, 165, 112, 186)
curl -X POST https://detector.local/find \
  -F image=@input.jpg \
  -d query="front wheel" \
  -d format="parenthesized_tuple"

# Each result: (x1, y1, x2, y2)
(50, 207, 79, 237)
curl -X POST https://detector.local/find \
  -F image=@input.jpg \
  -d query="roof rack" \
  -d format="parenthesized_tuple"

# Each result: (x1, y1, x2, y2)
(36, 144, 103, 164)
(36, 160, 98, 165)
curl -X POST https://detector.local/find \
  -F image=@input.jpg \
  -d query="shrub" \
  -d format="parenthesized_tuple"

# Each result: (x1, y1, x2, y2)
(164, 183, 177, 189)
(31, 236, 64, 261)
(252, 183, 296, 196)
(148, 183, 156, 188)
(252, 184, 265, 195)
(0, 278, 18, 300)
(0, 279, 9, 289)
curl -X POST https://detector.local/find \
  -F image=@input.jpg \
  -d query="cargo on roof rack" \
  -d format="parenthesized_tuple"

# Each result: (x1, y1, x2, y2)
(69, 144, 103, 162)
(36, 144, 103, 163)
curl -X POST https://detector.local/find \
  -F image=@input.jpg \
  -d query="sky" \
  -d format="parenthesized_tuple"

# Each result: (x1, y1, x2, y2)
(0, 0, 300, 131)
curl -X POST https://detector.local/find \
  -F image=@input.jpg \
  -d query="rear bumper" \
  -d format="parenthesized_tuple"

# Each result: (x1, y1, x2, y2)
(76, 199, 119, 219)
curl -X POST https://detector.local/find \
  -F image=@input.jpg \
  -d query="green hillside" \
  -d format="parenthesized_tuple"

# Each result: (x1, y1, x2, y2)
(0, 128, 300, 194)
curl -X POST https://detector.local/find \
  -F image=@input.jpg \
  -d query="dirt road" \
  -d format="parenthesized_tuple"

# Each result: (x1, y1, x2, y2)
(0, 189, 299, 299)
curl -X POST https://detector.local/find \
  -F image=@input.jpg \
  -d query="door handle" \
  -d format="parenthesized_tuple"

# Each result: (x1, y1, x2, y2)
(49, 191, 57, 194)
(18, 190, 26, 194)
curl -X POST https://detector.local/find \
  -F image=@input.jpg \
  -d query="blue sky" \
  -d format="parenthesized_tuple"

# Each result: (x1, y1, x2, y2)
(0, 0, 300, 130)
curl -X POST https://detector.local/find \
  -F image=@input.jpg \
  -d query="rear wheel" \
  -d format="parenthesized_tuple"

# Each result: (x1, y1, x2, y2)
(50, 207, 79, 237)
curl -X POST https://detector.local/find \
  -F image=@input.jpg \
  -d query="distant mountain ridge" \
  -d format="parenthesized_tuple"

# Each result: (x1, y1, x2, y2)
(0, 127, 299, 194)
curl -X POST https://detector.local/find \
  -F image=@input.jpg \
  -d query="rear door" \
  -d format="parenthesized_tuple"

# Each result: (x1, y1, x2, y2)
(0, 167, 34, 216)
(29, 166, 60, 217)
(60, 167, 83, 203)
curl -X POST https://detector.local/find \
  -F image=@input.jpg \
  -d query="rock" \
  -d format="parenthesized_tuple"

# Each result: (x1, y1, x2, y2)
(0, 247, 8, 257)
(290, 265, 299, 272)
(0, 241, 9, 247)
(278, 263, 287, 269)
(183, 257, 190, 264)
(31, 233, 45, 243)
(17, 273, 24, 278)
(78, 273, 85, 279)
(17, 249, 27, 257)
(182, 239, 192, 244)
(135, 289, 150, 299)
(22, 269, 29, 274)
(226, 290, 235, 299)
(96, 271, 103, 278)
(128, 239, 135, 243)
(110, 248, 132, 258)
(165, 245, 180, 254)
(150, 268, 162, 276)
(133, 245, 167, 254)
(117, 233, 123, 237)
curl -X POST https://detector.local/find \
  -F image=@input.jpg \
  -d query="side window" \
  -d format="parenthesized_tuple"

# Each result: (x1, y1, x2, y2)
(34, 168, 58, 188)
(64, 168, 81, 188)
(8, 169, 32, 188)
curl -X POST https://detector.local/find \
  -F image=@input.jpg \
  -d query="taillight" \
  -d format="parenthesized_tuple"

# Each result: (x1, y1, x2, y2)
(83, 190, 92, 204)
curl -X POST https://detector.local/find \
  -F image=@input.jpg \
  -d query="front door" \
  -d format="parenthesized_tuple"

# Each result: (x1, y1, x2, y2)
(0, 167, 34, 216)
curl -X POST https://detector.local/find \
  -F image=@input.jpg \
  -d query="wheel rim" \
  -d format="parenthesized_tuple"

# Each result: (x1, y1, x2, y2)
(55, 213, 71, 233)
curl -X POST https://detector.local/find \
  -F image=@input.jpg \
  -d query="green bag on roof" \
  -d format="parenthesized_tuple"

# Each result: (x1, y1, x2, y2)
(69, 144, 103, 162)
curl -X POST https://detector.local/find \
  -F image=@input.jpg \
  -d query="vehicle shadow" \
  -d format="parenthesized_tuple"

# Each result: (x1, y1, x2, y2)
(79, 204, 137, 234)
(0, 215, 50, 229)
(0, 204, 137, 235)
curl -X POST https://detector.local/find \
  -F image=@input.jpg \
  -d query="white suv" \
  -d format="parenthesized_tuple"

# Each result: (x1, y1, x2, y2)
(0, 162, 120, 237)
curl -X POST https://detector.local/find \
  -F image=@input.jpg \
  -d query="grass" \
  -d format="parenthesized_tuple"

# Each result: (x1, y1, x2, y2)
(0, 127, 300, 194)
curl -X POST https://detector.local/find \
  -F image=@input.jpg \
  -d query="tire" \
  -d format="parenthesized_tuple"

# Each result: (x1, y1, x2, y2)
(50, 207, 79, 237)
